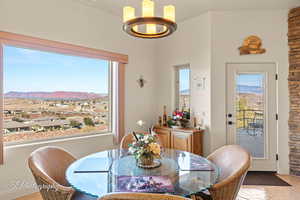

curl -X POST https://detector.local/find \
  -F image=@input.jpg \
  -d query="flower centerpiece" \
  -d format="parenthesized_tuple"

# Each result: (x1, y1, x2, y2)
(172, 109, 191, 128)
(128, 132, 161, 168)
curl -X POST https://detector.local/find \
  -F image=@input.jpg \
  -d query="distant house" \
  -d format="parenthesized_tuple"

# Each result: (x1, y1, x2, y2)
(4, 110, 11, 115)
(32, 117, 59, 122)
(34, 120, 70, 131)
(27, 111, 42, 119)
(13, 110, 23, 115)
(55, 103, 68, 108)
(4, 109, 23, 116)
(4, 121, 32, 133)
(4, 118, 71, 133)
(67, 116, 84, 124)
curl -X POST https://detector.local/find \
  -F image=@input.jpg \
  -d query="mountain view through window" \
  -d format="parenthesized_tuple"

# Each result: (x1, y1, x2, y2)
(3, 45, 111, 144)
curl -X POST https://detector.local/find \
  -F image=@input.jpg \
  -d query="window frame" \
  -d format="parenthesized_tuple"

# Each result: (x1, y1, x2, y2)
(0, 31, 128, 164)
(3, 49, 114, 146)
(174, 64, 191, 111)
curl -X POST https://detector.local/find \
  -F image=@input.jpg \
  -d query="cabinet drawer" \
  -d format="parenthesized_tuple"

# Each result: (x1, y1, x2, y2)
(172, 131, 191, 139)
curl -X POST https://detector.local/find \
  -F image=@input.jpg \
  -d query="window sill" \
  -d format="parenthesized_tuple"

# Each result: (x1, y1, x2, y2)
(4, 132, 114, 149)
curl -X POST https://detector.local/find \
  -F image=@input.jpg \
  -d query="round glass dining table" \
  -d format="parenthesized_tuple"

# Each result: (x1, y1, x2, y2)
(66, 148, 220, 198)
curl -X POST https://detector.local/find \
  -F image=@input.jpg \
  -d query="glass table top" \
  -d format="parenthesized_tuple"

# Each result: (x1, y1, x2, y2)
(66, 149, 220, 198)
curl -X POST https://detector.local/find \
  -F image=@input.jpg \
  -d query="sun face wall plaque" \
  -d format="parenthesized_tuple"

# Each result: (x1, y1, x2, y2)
(238, 35, 266, 55)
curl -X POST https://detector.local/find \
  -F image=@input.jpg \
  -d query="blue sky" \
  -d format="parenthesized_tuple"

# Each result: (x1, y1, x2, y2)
(179, 68, 190, 91)
(4, 45, 109, 94)
(237, 74, 263, 87)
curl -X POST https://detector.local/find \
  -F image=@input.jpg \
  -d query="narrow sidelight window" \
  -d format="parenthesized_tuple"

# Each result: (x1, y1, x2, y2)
(175, 65, 190, 112)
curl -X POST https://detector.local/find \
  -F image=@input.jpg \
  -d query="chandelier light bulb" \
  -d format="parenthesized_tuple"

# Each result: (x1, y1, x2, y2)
(164, 5, 176, 22)
(142, 0, 154, 17)
(123, 6, 138, 32)
(123, 6, 134, 22)
(142, 0, 156, 34)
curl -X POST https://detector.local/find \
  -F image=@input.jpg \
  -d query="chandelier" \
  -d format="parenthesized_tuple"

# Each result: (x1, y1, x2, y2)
(123, 0, 177, 39)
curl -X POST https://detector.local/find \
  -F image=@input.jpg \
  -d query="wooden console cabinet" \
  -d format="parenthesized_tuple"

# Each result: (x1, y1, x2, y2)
(153, 126, 204, 156)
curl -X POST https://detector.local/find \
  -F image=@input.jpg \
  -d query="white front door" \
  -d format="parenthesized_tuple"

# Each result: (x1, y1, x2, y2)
(226, 63, 277, 171)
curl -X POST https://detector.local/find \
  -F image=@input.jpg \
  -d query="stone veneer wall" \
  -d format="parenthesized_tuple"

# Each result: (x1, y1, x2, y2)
(288, 7, 300, 176)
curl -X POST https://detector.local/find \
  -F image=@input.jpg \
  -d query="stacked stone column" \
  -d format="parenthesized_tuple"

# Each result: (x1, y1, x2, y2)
(289, 7, 300, 176)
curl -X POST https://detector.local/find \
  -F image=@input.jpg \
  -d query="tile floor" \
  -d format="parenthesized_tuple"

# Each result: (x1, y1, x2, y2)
(237, 175, 300, 200)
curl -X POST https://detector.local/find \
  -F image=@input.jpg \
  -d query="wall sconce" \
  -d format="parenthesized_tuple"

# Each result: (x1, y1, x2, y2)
(137, 75, 147, 88)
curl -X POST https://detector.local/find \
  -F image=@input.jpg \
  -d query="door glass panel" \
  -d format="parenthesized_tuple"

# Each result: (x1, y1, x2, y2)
(236, 73, 265, 158)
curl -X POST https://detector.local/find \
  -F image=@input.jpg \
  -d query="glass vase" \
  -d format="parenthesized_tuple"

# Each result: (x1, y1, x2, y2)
(138, 154, 154, 166)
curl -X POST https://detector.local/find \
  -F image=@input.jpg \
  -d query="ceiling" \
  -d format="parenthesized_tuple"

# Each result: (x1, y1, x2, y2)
(74, 0, 300, 22)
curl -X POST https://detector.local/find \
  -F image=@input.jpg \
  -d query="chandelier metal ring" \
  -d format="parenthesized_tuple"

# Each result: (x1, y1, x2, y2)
(123, 17, 177, 39)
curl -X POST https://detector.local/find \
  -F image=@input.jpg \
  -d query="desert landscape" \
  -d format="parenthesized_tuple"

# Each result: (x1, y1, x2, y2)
(4, 91, 110, 143)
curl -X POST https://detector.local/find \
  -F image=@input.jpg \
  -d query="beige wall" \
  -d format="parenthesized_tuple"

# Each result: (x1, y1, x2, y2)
(0, 0, 158, 198)
(156, 10, 290, 174)
(210, 10, 289, 174)
(155, 13, 212, 156)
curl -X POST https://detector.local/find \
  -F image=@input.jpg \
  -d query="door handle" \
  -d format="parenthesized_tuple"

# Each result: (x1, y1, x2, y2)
(228, 121, 234, 125)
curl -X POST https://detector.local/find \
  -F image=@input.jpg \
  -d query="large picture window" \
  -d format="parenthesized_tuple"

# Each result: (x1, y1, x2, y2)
(0, 32, 127, 163)
(3, 45, 112, 144)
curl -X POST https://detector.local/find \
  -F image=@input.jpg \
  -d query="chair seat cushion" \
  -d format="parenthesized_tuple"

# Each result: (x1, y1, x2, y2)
(195, 191, 212, 200)
(186, 190, 212, 200)
(72, 192, 98, 200)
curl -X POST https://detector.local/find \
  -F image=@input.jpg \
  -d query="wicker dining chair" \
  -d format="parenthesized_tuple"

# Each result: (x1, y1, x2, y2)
(120, 133, 136, 149)
(28, 146, 96, 200)
(100, 192, 195, 200)
(193, 145, 251, 200)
